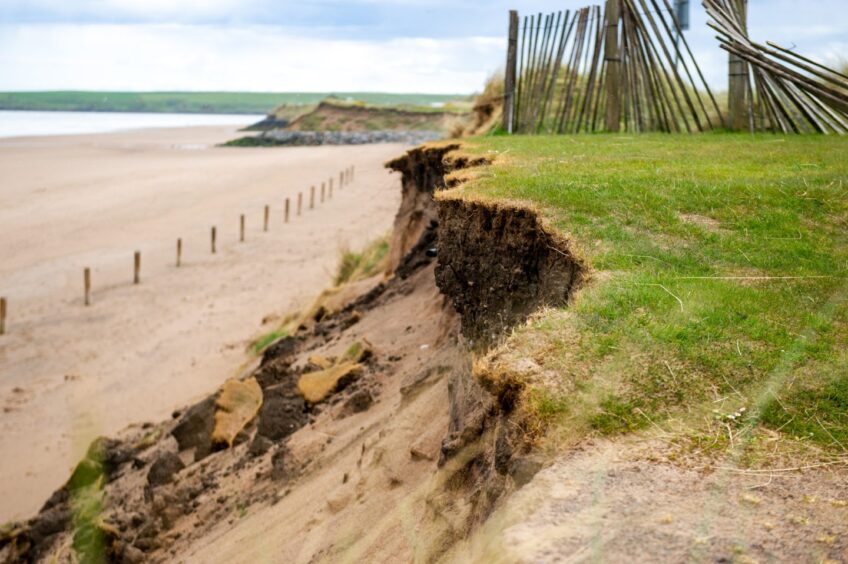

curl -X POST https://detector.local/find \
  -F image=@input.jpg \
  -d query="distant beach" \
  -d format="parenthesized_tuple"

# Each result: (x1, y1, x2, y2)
(0, 110, 264, 138)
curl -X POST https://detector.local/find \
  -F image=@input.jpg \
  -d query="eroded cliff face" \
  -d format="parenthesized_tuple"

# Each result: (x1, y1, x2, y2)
(1, 143, 585, 564)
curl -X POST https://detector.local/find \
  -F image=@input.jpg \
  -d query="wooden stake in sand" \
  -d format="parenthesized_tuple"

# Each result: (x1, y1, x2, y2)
(340, 171, 344, 189)
(285, 198, 290, 223)
(329, 178, 333, 199)
(240, 214, 246, 242)
(297, 193, 303, 216)
(211, 227, 217, 254)
(134, 251, 141, 285)
(321, 182, 326, 204)
(84, 268, 91, 306)
(264, 205, 270, 232)
(177, 238, 182, 267)
(0, 296, 7, 335)
(310, 186, 315, 210)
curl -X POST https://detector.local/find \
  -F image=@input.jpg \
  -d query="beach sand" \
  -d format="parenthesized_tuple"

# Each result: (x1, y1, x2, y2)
(0, 125, 404, 522)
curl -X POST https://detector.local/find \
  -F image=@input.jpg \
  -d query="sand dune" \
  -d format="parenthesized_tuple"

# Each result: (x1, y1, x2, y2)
(0, 125, 404, 522)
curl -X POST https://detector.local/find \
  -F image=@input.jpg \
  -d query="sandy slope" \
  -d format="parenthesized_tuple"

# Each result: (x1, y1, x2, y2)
(0, 125, 404, 522)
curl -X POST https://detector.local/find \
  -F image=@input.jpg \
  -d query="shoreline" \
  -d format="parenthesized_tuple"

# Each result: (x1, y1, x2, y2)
(0, 111, 263, 140)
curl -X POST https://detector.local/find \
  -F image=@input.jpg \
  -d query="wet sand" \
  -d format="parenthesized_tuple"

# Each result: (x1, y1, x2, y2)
(0, 125, 404, 522)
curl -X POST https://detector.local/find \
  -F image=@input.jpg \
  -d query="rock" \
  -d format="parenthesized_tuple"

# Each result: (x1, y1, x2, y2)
(171, 396, 217, 462)
(256, 382, 308, 442)
(243, 130, 444, 147)
(147, 453, 185, 487)
(326, 491, 352, 513)
(307, 355, 334, 370)
(260, 336, 298, 367)
(211, 378, 263, 449)
(341, 390, 373, 416)
(271, 448, 297, 481)
(248, 435, 273, 457)
(298, 362, 364, 404)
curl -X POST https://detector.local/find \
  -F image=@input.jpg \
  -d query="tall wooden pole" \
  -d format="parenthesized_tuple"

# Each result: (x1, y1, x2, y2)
(133, 251, 141, 285)
(728, 0, 749, 131)
(504, 10, 520, 133)
(240, 214, 245, 242)
(84, 269, 91, 306)
(1, 297, 7, 334)
(604, 0, 622, 132)
(211, 227, 217, 254)
(285, 198, 290, 223)
(264, 205, 270, 232)
(176, 238, 182, 267)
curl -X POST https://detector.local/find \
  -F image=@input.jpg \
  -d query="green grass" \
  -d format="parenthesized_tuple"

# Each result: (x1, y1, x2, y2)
(253, 330, 288, 355)
(456, 133, 848, 453)
(0, 91, 468, 115)
(335, 236, 390, 286)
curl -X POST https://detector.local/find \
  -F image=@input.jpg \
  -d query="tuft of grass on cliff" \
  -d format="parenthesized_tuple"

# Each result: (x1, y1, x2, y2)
(454, 134, 848, 456)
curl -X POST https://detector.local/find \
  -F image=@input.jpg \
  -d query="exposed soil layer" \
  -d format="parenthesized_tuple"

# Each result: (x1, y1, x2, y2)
(0, 143, 586, 563)
(436, 199, 584, 346)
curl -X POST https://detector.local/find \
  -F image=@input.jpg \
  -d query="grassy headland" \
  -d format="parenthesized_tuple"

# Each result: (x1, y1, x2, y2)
(0, 91, 468, 115)
(449, 134, 848, 460)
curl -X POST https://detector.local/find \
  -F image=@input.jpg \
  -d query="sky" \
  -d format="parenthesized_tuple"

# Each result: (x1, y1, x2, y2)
(0, 0, 845, 94)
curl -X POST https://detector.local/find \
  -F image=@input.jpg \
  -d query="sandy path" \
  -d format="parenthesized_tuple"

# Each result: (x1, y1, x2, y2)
(0, 125, 404, 522)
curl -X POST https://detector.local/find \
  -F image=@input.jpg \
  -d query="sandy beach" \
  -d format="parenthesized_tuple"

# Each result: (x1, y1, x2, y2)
(0, 125, 404, 522)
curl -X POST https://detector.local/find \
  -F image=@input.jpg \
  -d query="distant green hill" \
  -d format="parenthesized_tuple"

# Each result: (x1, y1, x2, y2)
(0, 91, 469, 115)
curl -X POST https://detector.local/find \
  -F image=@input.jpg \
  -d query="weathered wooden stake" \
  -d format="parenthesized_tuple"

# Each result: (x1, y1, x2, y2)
(504, 10, 520, 133)
(133, 251, 141, 285)
(339, 171, 344, 188)
(329, 178, 333, 199)
(310, 186, 315, 209)
(84, 269, 91, 305)
(177, 238, 182, 267)
(321, 182, 326, 203)
(211, 227, 217, 254)
(0, 297, 7, 334)
(728, 0, 749, 131)
(604, 0, 622, 132)
(240, 214, 246, 242)
(297, 193, 303, 216)
(264, 205, 270, 232)
(285, 198, 290, 223)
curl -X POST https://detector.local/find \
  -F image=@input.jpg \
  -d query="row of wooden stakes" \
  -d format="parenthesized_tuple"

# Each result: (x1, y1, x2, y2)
(0, 165, 356, 336)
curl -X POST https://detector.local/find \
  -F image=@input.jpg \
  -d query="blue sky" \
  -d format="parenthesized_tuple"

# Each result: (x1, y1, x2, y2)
(0, 0, 845, 93)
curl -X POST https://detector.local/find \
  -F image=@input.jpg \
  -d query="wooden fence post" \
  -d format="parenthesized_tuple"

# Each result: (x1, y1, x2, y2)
(0, 297, 6, 334)
(604, 0, 622, 132)
(321, 182, 325, 203)
(329, 178, 333, 199)
(339, 171, 344, 188)
(177, 238, 182, 267)
(504, 10, 519, 133)
(264, 205, 270, 232)
(285, 198, 290, 223)
(211, 226, 217, 254)
(298, 193, 303, 216)
(133, 251, 141, 285)
(728, 0, 749, 131)
(310, 186, 315, 209)
(240, 214, 246, 242)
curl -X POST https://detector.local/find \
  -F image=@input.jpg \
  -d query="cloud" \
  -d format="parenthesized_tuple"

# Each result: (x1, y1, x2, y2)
(0, 1, 844, 93)
(0, 23, 501, 93)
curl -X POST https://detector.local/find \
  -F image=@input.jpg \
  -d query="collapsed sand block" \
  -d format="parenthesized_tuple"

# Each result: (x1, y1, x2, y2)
(211, 378, 263, 448)
(306, 355, 334, 371)
(298, 362, 363, 404)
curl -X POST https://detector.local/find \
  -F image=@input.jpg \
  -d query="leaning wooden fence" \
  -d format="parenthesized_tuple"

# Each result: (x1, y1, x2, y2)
(705, 0, 848, 134)
(504, 0, 721, 134)
(503, 0, 848, 135)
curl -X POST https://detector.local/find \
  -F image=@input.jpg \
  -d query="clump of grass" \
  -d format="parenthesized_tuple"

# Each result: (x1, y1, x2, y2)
(334, 235, 390, 286)
(453, 133, 848, 455)
(253, 329, 288, 355)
